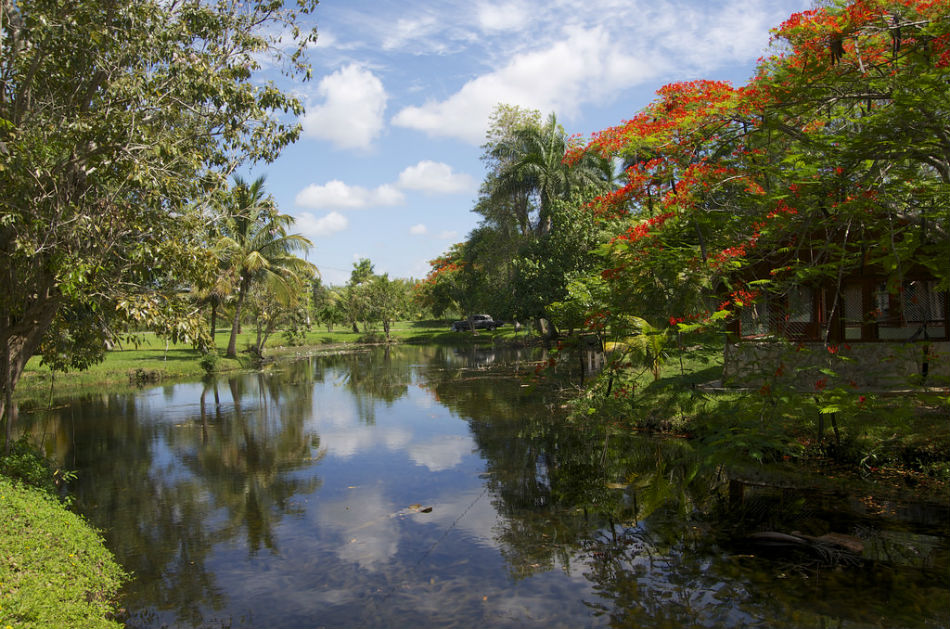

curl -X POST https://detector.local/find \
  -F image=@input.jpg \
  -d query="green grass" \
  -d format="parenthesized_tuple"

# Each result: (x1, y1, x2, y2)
(0, 476, 127, 629)
(15, 320, 533, 404)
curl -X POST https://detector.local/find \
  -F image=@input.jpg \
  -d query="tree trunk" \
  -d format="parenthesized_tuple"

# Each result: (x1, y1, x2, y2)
(254, 318, 264, 358)
(226, 280, 250, 358)
(1, 297, 60, 451)
(209, 300, 218, 344)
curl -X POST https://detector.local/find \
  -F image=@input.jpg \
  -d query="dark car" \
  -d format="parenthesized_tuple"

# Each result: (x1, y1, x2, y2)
(451, 314, 503, 332)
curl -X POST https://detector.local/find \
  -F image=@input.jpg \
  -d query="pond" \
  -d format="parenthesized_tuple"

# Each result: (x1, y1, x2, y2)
(18, 344, 950, 628)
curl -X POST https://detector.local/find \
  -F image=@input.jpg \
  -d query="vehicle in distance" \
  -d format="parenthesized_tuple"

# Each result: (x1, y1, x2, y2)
(451, 314, 503, 332)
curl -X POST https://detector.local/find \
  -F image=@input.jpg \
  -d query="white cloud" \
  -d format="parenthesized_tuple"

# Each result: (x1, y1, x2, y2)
(390, 1, 804, 144)
(408, 435, 474, 472)
(392, 25, 656, 144)
(295, 180, 405, 209)
(295, 211, 349, 238)
(409, 224, 428, 236)
(295, 165, 472, 211)
(477, 1, 531, 32)
(382, 15, 439, 52)
(315, 487, 400, 569)
(397, 161, 476, 194)
(301, 64, 388, 150)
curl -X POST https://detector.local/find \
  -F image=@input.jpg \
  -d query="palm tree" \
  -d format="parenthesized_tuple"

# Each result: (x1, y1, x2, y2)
(489, 113, 609, 236)
(219, 176, 315, 358)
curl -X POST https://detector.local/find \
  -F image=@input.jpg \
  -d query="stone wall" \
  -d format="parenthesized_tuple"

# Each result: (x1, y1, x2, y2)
(723, 339, 949, 391)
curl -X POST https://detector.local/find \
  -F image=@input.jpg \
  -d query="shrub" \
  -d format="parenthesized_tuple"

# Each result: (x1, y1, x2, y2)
(0, 476, 127, 628)
(199, 350, 220, 375)
(0, 437, 74, 499)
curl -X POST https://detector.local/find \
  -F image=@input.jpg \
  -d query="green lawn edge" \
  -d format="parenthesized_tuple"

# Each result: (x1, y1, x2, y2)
(0, 476, 127, 629)
(14, 321, 536, 403)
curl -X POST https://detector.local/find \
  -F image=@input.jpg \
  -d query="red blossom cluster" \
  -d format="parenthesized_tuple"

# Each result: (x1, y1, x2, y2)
(584, 310, 609, 333)
(601, 266, 624, 281)
(420, 253, 466, 286)
(667, 311, 709, 328)
(710, 200, 799, 270)
(772, 0, 949, 73)
(718, 288, 760, 311)
(612, 211, 675, 245)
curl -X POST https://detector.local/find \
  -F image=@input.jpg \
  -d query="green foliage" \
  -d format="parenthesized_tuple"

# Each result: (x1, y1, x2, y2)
(338, 260, 419, 337)
(548, 272, 610, 335)
(199, 351, 220, 375)
(0, 437, 74, 499)
(0, 476, 127, 629)
(1, 0, 319, 434)
(420, 106, 616, 325)
(219, 176, 315, 358)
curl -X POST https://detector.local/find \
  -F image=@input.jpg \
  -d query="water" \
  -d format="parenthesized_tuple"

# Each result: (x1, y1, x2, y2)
(18, 345, 950, 628)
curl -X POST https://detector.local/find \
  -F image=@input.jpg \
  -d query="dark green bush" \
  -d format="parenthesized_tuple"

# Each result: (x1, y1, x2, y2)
(199, 350, 220, 374)
(0, 437, 74, 499)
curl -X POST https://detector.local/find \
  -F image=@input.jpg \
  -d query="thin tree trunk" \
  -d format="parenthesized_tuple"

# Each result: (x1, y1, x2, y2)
(209, 301, 218, 345)
(3, 340, 12, 453)
(226, 282, 249, 358)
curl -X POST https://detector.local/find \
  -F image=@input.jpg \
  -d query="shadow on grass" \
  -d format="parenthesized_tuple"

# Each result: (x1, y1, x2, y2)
(651, 364, 723, 389)
(123, 349, 200, 364)
(408, 319, 451, 329)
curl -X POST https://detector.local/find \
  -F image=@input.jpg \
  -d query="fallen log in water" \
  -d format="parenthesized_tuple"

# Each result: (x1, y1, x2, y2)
(745, 531, 865, 567)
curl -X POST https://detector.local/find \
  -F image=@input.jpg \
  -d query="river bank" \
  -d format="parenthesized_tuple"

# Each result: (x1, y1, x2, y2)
(14, 321, 524, 403)
(1, 461, 126, 628)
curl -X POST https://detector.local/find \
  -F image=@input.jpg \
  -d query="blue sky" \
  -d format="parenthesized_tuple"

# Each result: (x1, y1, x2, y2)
(254, 0, 811, 286)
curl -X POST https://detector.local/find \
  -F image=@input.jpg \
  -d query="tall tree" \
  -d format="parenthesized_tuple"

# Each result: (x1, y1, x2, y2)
(489, 112, 609, 236)
(0, 0, 318, 441)
(568, 0, 949, 367)
(221, 176, 314, 358)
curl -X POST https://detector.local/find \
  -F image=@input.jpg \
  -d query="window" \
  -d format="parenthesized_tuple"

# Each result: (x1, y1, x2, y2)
(739, 296, 770, 337)
(845, 279, 948, 341)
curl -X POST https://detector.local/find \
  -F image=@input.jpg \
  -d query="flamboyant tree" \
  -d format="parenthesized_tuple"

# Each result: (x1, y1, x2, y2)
(570, 0, 949, 343)
(415, 245, 472, 319)
(751, 0, 950, 316)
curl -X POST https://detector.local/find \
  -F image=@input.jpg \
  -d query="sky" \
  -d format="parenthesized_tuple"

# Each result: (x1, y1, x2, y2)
(253, 0, 812, 286)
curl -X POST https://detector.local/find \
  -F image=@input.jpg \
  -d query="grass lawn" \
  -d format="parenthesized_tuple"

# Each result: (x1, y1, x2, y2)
(14, 320, 534, 403)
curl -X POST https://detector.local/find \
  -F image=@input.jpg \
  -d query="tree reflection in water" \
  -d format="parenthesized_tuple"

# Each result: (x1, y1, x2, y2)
(421, 345, 949, 628)
(20, 361, 326, 627)
(13, 344, 949, 629)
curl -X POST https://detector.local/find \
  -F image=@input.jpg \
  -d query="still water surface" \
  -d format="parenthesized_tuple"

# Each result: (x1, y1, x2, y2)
(20, 345, 950, 628)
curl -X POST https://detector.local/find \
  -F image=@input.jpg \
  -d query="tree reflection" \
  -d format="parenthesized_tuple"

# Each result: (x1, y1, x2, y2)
(175, 370, 325, 556)
(20, 363, 327, 626)
(44, 399, 227, 627)
(14, 345, 946, 628)
(315, 347, 413, 424)
(422, 345, 949, 628)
